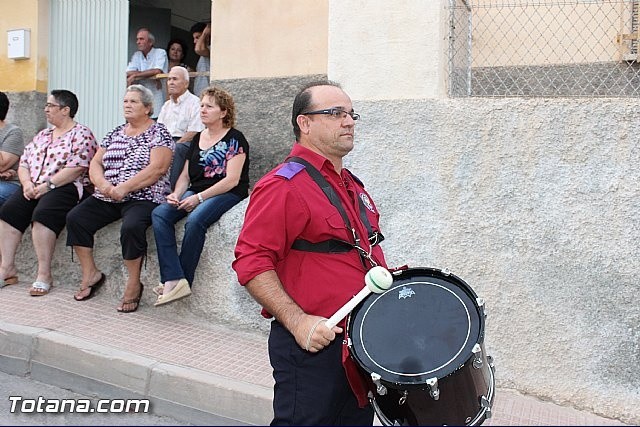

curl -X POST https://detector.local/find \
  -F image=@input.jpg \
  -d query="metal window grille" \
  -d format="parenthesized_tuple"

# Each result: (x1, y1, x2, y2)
(447, 0, 640, 97)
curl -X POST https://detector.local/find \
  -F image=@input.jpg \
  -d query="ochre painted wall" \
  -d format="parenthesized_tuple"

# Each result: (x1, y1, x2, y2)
(211, 0, 328, 79)
(0, 0, 48, 92)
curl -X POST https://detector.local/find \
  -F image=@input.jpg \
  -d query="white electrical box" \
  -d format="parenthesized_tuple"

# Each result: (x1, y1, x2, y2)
(7, 29, 30, 60)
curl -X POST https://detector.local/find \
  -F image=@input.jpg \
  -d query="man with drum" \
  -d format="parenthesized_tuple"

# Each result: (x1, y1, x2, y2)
(233, 81, 387, 425)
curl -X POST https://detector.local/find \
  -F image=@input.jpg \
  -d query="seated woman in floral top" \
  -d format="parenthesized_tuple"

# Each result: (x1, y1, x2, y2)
(0, 89, 97, 295)
(152, 86, 250, 306)
(66, 84, 174, 312)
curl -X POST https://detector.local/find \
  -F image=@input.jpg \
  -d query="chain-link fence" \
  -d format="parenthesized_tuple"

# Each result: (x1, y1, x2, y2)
(448, 0, 640, 97)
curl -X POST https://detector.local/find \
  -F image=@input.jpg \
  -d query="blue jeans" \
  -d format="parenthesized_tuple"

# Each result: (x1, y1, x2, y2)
(0, 181, 19, 207)
(152, 190, 241, 286)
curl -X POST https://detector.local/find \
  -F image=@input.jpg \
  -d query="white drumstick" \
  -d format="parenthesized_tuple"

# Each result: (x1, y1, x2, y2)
(325, 266, 393, 329)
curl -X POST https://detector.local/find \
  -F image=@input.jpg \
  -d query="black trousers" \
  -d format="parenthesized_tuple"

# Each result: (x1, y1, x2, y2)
(0, 183, 78, 236)
(66, 196, 157, 260)
(268, 320, 373, 426)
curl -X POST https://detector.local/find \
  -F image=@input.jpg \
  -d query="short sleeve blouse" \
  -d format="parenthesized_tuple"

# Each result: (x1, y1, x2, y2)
(19, 123, 97, 198)
(93, 122, 174, 204)
(186, 127, 250, 198)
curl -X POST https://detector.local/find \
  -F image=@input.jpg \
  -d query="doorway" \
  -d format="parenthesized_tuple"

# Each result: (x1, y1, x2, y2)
(128, 0, 211, 71)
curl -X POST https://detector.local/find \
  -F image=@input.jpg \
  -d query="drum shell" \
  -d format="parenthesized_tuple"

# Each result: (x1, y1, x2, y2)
(372, 341, 495, 426)
(346, 267, 495, 426)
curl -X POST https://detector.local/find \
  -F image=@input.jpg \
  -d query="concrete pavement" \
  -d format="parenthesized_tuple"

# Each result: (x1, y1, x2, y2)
(0, 281, 630, 426)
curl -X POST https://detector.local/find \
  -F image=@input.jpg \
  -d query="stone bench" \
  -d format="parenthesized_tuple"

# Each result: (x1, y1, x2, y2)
(13, 198, 268, 333)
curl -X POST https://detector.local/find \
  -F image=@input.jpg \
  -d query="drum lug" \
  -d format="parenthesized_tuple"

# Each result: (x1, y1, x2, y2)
(476, 297, 487, 318)
(487, 354, 495, 370)
(481, 396, 493, 418)
(441, 267, 451, 276)
(371, 372, 387, 396)
(426, 377, 440, 400)
(472, 343, 483, 369)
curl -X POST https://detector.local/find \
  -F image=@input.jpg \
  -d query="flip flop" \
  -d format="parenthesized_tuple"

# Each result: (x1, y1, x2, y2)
(154, 279, 191, 307)
(29, 281, 53, 297)
(74, 273, 106, 301)
(117, 284, 144, 313)
(0, 275, 18, 288)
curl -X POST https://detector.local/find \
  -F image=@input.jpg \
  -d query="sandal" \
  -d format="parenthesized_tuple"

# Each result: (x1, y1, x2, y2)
(152, 283, 164, 296)
(0, 275, 18, 288)
(154, 279, 191, 307)
(29, 281, 53, 296)
(74, 273, 106, 301)
(117, 284, 144, 313)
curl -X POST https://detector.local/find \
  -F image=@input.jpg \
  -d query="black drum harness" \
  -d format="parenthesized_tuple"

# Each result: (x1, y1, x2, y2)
(286, 157, 384, 269)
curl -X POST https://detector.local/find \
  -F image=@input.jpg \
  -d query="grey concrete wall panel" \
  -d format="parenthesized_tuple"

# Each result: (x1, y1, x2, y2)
(346, 97, 640, 425)
(4, 91, 47, 142)
(469, 62, 640, 98)
(216, 75, 327, 187)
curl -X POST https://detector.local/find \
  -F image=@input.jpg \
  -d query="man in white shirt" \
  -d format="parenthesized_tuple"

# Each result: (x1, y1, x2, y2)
(126, 28, 168, 119)
(157, 66, 204, 188)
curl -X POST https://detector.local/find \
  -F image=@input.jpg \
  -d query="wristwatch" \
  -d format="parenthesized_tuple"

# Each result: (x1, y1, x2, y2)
(46, 180, 56, 190)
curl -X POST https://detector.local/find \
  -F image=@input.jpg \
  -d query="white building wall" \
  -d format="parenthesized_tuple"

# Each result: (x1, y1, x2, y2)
(328, 0, 447, 100)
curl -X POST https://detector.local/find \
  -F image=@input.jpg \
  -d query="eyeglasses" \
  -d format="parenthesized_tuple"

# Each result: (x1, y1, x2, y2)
(302, 108, 360, 121)
(44, 103, 62, 109)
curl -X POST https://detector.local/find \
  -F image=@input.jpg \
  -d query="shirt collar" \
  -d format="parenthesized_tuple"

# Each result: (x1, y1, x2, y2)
(288, 143, 338, 175)
(170, 90, 190, 105)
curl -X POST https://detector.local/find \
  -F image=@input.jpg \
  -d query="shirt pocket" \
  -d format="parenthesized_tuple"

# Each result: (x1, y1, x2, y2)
(324, 211, 349, 240)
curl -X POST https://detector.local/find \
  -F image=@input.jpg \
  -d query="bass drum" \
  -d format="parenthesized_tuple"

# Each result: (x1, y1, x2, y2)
(347, 267, 495, 426)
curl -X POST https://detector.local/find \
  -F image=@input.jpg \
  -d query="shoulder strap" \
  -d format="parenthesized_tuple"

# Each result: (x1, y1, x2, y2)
(287, 157, 353, 231)
(286, 157, 384, 260)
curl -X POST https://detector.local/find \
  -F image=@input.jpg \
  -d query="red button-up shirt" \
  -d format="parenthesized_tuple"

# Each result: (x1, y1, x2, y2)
(233, 144, 387, 323)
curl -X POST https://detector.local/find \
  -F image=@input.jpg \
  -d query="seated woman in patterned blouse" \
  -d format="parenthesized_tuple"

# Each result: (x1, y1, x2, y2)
(152, 86, 250, 306)
(0, 89, 97, 294)
(66, 85, 174, 313)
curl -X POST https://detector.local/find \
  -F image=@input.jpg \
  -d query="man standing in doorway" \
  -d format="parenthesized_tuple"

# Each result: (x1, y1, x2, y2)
(126, 28, 168, 119)
(190, 22, 211, 97)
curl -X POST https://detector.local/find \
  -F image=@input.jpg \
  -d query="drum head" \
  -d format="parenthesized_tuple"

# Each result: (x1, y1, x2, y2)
(348, 268, 483, 386)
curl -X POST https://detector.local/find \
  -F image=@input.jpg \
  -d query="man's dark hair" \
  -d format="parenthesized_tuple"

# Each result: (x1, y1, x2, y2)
(50, 89, 79, 118)
(190, 22, 207, 35)
(291, 80, 341, 140)
(0, 92, 9, 121)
